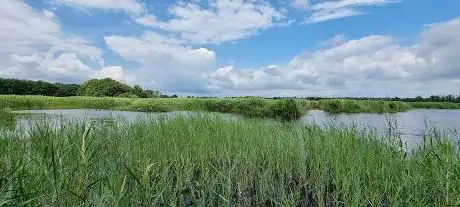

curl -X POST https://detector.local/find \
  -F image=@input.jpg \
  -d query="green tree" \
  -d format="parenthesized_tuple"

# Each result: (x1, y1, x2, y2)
(80, 78, 133, 97)
(144, 89, 160, 98)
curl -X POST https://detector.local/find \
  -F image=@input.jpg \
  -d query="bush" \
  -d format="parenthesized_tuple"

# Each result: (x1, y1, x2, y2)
(320, 99, 345, 113)
(234, 98, 268, 118)
(269, 99, 302, 121)
(204, 99, 235, 113)
(80, 78, 133, 97)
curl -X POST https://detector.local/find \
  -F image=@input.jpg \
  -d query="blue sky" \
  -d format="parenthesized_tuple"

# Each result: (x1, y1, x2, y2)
(1, 0, 460, 97)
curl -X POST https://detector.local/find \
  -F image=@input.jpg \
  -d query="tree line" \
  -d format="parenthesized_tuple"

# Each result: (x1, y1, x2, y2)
(0, 78, 166, 98)
(1, 78, 458, 102)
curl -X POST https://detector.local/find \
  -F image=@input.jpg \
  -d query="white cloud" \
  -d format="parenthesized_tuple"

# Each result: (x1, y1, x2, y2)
(291, 0, 309, 9)
(53, 0, 145, 16)
(90, 66, 127, 81)
(0, 0, 123, 83)
(321, 34, 347, 47)
(5, 52, 91, 82)
(136, 0, 285, 44)
(300, 0, 401, 23)
(308, 8, 362, 23)
(104, 31, 216, 92)
(208, 18, 460, 97)
(43, 9, 57, 19)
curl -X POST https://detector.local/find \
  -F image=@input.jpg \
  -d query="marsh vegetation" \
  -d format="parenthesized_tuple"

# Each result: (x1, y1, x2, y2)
(0, 115, 459, 206)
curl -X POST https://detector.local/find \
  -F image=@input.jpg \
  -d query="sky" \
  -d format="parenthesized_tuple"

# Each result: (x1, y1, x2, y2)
(1, 0, 460, 97)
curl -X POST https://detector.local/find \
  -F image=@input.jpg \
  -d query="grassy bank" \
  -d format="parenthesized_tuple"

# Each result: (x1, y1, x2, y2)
(1, 95, 460, 119)
(299, 99, 411, 113)
(0, 95, 301, 121)
(0, 116, 459, 206)
(408, 102, 460, 109)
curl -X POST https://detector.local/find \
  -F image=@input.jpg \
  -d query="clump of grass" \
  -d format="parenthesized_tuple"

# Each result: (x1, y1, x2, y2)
(318, 99, 410, 113)
(0, 116, 459, 206)
(202, 98, 302, 121)
(0, 108, 15, 129)
(269, 99, 302, 121)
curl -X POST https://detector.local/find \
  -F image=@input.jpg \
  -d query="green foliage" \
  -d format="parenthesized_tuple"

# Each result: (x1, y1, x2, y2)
(318, 99, 410, 113)
(233, 98, 268, 118)
(0, 78, 80, 96)
(269, 99, 302, 121)
(1, 116, 459, 206)
(117, 93, 139, 98)
(131, 85, 160, 98)
(129, 99, 171, 112)
(1, 95, 458, 120)
(201, 98, 302, 120)
(0, 95, 133, 110)
(0, 78, 162, 98)
(0, 108, 15, 129)
(409, 102, 460, 109)
(80, 78, 133, 97)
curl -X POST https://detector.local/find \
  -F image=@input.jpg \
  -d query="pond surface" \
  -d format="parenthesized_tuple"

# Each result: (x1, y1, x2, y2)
(302, 109, 460, 148)
(12, 109, 238, 131)
(11, 109, 460, 148)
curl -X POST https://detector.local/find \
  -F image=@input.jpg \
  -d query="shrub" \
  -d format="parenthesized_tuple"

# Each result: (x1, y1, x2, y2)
(320, 99, 345, 113)
(234, 98, 268, 118)
(269, 99, 302, 121)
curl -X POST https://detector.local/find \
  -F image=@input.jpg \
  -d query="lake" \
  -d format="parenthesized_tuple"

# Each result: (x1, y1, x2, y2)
(302, 109, 460, 148)
(11, 109, 460, 148)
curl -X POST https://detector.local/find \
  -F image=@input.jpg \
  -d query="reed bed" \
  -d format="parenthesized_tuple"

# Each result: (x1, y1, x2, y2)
(0, 95, 411, 111)
(0, 115, 459, 206)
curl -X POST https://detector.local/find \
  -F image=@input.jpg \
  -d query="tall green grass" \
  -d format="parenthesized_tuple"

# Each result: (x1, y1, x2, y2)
(298, 99, 411, 113)
(0, 95, 133, 110)
(2, 95, 460, 119)
(0, 96, 302, 121)
(1, 116, 459, 206)
(409, 102, 460, 109)
(0, 108, 15, 129)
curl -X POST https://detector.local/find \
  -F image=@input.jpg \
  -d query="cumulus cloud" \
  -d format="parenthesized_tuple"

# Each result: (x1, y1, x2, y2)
(208, 18, 460, 97)
(53, 0, 145, 16)
(104, 31, 216, 92)
(0, 0, 124, 83)
(136, 0, 285, 44)
(321, 34, 347, 47)
(90, 66, 127, 81)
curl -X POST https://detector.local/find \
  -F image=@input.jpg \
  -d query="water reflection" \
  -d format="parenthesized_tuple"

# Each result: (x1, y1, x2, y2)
(302, 109, 460, 148)
(10, 109, 460, 148)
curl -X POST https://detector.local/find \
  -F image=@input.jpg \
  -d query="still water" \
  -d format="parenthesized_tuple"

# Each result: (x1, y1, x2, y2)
(12, 109, 460, 148)
(302, 109, 460, 148)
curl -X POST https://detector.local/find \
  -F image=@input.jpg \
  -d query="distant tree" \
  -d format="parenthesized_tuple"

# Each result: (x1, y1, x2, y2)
(0, 78, 79, 96)
(132, 85, 144, 97)
(80, 78, 133, 97)
(144, 89, 160, 98)
(414, 96, 423, 102)
(54, 84, 80, 97)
